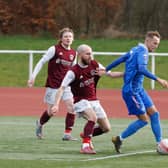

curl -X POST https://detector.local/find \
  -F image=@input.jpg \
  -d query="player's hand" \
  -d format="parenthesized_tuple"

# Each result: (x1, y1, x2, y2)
(27, 79, 34, 87)
(157, 78, 168, 88)
(51, 105, 59, 114)
(95, 69, 106, 76)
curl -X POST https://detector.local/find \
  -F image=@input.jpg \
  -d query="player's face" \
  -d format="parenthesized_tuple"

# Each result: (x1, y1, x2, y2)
(146, 36, 160, 52)
(61, 32, 74, 47)
(81, 47, 93, 65)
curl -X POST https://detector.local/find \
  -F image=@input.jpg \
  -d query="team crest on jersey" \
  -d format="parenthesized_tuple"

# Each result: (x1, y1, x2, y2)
(69, 54, 74, 60)
(59, 52, 63, 55)
(90, 69, 96, 76)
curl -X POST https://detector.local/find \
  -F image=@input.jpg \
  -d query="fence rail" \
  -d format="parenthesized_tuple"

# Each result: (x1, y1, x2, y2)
(0, 50, 168, 89)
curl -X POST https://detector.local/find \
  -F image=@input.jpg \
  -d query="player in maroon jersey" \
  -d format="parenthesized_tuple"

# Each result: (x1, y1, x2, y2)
(51, 44, 123, 154)
(28, 27, 77, 140)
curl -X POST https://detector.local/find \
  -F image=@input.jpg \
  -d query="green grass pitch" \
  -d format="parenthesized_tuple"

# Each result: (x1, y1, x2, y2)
(0, 116, 168, 168)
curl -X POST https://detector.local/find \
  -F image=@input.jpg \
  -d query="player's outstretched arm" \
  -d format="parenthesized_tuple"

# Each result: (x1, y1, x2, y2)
(96, 69, 123, 78)
(106, 53, 128, 71)
(106, 71, 124, 78)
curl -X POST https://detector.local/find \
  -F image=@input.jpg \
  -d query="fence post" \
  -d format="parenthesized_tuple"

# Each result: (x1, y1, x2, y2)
(29, 52, 33, 80)
(151, 54, 155, 90)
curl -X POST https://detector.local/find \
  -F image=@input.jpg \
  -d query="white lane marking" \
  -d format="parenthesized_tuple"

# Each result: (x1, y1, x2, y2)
(81, 150, 156, 161)
(0, 150, 156, 161)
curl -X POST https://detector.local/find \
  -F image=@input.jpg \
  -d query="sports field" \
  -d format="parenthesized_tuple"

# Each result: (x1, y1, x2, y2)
(0, 117, 168, 168)
(0, 88, 168, 168)
(0, 36, 168, 167)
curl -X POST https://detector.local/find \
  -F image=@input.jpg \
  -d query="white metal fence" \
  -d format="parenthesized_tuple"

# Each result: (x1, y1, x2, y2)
(0, 50, 168, 89)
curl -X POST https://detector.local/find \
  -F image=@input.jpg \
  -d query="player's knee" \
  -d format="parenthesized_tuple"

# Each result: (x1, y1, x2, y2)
(149, 111, 160, 120)
(93, 116, 97, 123)
(103, 126, 111, 133)
(48, 111, 54, 117)
(66, 105, 74, 114)
(90, 115, 97, 123)
(141, 120, 148, 127)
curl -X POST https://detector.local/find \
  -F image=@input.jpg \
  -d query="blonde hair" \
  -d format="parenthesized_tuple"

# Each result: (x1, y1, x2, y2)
(145, 31, 160, 39)
(58, 27, 74, 39)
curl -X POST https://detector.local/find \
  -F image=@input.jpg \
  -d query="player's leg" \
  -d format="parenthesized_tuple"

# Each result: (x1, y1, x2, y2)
(73, 99, 97, 154)
(120, 92, 148, 139)
(120, 114, 148, 140)
(85, 100, 111, 137)
(112, 115, 148, 153)
(147, 105, 162, 143)
(80, 108, 97, 154)
(62, 98, 77, 141)
(142, 90, 162, 144)
(93, 117, 111, 136)
(93, 101, 111, 136)
(36, 104, 53, 139)
(61, 87, 77, 141)
(79, 117, 111, 150)
(35, 87, 56, 139)
(112, 92, 148, 153)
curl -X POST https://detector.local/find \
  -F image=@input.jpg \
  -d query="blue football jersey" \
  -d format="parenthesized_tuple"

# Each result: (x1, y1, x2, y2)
(106, 43, 157, 93)
(123, 43, 148, 92)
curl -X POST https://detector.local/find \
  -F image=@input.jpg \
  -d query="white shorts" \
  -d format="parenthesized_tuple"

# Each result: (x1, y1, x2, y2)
(44, 87, 73, 105)
(73, 99, 107, 119)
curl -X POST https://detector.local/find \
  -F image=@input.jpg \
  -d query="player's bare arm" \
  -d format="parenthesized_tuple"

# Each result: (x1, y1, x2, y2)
(27, 79, 35, 87)
(106, 71, 124, 78)
(51, 86, 65, 114)
(96, 68, 123, 78)
(156, 77, 168, 88)
(51, 70, 75, 114)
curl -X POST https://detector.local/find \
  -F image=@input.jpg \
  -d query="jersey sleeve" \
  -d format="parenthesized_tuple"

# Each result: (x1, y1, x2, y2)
(98, 62, 105, 69)
(106, 52, 129, 71)
(137, 48, 148, 66)
(138, 65, 157, 80)
(61, 70, 75, 87)
(31, 46, 55, 79)
(72, 52, 77, 66)
(137, 48, 157, 80)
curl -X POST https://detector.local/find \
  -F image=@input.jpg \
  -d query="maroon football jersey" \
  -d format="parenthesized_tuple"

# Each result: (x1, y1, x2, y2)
(70, 60, 100, 103)
(45, 44, 76, 88)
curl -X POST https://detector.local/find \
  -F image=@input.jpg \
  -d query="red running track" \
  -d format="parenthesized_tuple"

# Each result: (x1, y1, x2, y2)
(0, 87, 167, 119)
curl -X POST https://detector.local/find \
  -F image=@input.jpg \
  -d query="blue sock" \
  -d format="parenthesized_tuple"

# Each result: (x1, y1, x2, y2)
(121, 119, 148, 139)
(150, 112, 162, 143)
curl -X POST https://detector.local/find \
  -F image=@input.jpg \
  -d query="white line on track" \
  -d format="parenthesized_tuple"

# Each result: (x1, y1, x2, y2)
(0, 150, 156, 161)
(81, 150, 156, 161)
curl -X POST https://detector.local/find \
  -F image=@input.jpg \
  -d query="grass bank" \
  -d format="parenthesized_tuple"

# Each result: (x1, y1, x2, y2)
(0, 35, 168, 88)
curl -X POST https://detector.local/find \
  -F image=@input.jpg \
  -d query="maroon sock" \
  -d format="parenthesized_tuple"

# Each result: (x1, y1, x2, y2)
(93, 126, 104, 136)
(65, 113, 75, 133)
(83, 120, 95, 138)
(39, 110, 51, 125)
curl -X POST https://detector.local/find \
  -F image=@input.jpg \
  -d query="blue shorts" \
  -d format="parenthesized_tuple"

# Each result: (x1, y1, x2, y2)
(122, 89, 153, 115)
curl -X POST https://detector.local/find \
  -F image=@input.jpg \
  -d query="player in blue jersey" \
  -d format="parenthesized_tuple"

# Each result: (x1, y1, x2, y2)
(105, 31, 168, 153)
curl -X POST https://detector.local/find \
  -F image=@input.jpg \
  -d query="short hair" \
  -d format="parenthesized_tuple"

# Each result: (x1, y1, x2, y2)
(76, 44, 91, 54)
(59, 27, 74, 38)
(145, 31, 161, 39)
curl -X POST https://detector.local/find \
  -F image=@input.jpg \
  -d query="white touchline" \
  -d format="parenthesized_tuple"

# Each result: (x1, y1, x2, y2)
(81, 150, 156, 161)
(0, 150, 156, 161)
